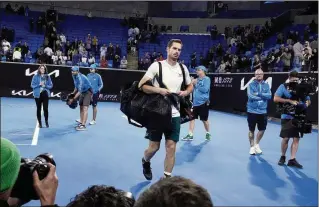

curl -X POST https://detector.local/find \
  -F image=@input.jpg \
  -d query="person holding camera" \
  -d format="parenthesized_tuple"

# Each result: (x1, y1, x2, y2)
(86, 64, 103, 125)
(246, 69, 272, 155)
(0, 137, 58, 207)
(274, 71, 311, 168)
(182, 65, 211, 141)
(68, 66, 93, 131)
(31, 64, 53, 128)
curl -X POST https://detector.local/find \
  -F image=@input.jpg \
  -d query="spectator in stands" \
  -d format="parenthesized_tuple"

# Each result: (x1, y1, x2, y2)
(310, 48, 317, 71)
(100, 44, 107, 60)
(21, 42, 29, 58)
(92, 36, 98, 55)
(51, 52, 58, 65)
(113, 54, 121, 69)
(80, 53, 88, 67)
(88, 53, 95, 65)
(100, 56, 107, 68)
(44, 45, 53, 64)
(15, 40, 22, 49)
(86, 34, 92, 53)
(134, 176, 213, 207)
(25, 50, 33, 63)
(60, 54, 68, 65)
(293, 39, 304, 72)
(252, 54, 262, 71)
(60, 33, 66, 44)
(12, 47, 22, 62)
(107, 43, 114, 60)
(302, 48, 312, 71)
(281, 47, 292, 72)
(304, 41, 312, 55)
(216, 60, 226, 73)
(120, 56, 127, 69)
(66, 185, 134, 207)
(72, 51, 81, 66)
(115, 44, 121, 57)
(2, 39, 11, 55)
(310, 36, 317, 50)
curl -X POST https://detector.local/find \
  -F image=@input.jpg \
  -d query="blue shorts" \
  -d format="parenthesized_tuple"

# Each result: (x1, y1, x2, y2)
(91, 92, 99, 107)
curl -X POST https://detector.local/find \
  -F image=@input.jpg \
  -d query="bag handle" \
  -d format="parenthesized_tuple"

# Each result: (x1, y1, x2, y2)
(157, 62, 166, 89)
(179, 63, 186, 91)
(127, 117, 144, 128)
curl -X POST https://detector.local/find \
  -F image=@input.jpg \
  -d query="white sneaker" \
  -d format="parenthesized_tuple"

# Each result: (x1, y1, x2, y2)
(254, 144, 262, 154)
(249, 146, 256, 155)
(89, 120, 96, 125)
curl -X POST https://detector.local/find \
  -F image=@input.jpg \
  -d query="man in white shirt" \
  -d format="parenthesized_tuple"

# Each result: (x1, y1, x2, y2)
(138, 39, 193, 180)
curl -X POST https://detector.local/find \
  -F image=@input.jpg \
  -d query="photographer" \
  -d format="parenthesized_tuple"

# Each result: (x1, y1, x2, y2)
(274, 71, 311, 169)
(0, 137, 58, 207)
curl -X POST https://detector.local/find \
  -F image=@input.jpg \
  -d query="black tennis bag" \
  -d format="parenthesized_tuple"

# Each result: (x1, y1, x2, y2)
(120, 80, 173, 131)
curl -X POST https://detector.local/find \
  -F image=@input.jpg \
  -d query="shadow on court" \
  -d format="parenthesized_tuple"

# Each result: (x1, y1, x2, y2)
(248, 156, 286, 201)
(284, 166, 318, 206)
(175, 140, 209, 166)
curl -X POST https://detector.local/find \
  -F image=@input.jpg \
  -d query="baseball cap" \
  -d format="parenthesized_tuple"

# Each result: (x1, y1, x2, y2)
(90, 64, 97, 70)
(196, 65, 207, 72)
(71, 66, 79, 72)
(289, 70, 299, 78)
(1, 138, 21, 192)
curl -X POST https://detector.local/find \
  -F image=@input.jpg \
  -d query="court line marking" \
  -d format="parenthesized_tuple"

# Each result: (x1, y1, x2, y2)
(31, 106, 43, 146)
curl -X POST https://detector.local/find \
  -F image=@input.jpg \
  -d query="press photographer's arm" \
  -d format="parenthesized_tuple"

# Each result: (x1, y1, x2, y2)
(273, 95, 299, 105)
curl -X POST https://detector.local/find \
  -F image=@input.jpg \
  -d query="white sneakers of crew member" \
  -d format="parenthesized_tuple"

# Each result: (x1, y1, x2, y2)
(89, 120, 96, 125)
(250, 144, 263, 155)
(76, 119, 96, 125)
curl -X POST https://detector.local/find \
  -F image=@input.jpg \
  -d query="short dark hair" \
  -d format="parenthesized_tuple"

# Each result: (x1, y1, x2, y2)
(134, 176, 213, 207)
(66, 185, 134, 207)
(289, 70, 299, 78)
(167, 39, 183, 48)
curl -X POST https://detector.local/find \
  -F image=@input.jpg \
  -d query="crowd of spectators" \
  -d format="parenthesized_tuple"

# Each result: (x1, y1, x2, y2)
(139, 19, 318, 73)
(0, 3, 318, 73)
(0, 4, 128, 69)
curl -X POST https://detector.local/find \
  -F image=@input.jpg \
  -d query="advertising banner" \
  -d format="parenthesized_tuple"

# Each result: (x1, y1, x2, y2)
(0, 62, 317, 122)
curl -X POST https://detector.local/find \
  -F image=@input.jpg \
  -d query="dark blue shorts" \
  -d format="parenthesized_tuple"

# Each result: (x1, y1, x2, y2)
(91, 92, 99, 107)
(247, 112, 267, 132)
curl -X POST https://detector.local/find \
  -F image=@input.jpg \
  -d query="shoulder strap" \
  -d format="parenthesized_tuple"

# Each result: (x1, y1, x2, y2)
(179, 63, 186, 90)
(157, 62, 166, 89)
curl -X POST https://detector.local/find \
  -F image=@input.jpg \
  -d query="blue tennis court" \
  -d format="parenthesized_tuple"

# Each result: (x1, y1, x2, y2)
(1, 97, 317, 206)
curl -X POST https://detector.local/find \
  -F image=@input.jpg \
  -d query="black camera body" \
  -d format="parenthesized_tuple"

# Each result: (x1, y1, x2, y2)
(277, 75, 317, 137)
(10, 153, 56, 202)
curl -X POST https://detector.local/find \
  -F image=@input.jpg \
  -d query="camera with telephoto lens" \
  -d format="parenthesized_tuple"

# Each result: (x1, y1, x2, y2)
(277, 75, 318, 137)
(10, 153, 56, 202)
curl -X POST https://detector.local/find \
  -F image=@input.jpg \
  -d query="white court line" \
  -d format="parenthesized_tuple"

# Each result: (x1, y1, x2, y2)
(31, 106, 43, 146)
